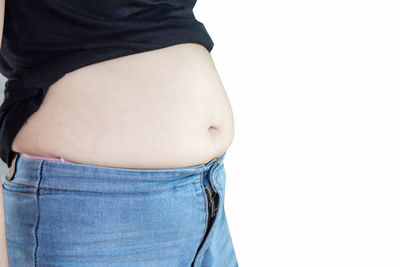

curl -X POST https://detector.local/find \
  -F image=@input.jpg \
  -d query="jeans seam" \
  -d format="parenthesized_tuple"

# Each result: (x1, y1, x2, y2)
(191, 172, 210, 267)
(196, 202, 223, 266)
(34, 160, 45, 267)
(211, 167, 223, 194)
(200, 172, 208, 242)
(3, 184, 35, 193)
(3, 178, 202, 194)
(28, 180, 201, 195)
(1, 183, 36, 194)
(2, 181, 39, 188)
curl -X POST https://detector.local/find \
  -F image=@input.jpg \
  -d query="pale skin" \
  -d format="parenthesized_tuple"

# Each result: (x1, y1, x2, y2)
(11, 43, 235, 169)
(0, 1, 235, 264)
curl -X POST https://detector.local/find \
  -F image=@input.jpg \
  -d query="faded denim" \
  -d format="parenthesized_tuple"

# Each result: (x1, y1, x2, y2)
(2, 151, 238, 266)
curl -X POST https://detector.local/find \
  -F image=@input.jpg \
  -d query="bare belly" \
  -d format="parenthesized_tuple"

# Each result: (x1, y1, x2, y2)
(10, 43, 235, 169)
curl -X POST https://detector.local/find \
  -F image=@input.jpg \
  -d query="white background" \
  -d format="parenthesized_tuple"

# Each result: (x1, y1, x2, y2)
(2, 0, 400, 266)
(195, 0, 400, 266)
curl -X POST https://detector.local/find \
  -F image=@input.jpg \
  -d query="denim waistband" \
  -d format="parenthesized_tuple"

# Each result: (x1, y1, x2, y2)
(5, 152, 226, 194)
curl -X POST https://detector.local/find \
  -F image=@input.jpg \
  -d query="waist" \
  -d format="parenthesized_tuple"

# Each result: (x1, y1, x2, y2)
(11, 43, 234, 168)
(5, 150, 226, 194)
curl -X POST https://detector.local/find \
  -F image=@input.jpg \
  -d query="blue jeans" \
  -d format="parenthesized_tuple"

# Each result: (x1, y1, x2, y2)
(2, 152, 238, 266)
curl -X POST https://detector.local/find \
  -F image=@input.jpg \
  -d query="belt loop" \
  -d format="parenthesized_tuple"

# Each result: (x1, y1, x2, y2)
(6, 152, 19, 181)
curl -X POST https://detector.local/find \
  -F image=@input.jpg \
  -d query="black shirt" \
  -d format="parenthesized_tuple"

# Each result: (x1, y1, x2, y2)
(0, 0, 214, 167)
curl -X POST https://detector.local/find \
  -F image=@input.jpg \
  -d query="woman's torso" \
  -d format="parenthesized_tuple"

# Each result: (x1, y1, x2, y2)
(10, 43, 235, 169)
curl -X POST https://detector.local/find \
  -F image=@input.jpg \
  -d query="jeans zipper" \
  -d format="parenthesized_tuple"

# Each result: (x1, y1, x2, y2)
(204, 184, 218, 220)
(191, 163, 220, 267)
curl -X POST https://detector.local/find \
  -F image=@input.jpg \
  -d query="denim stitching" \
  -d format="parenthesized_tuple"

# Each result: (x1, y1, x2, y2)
(2, 184, 37, 194)
(25, 180, 201, 195)
(200, 171, 208, 240)
(3, 181, 39, 188)
(191, 168, 210, 267)
(192, 164, 225, 266)
(195, 201, 223, 267)
(34, 160, 45, 267)
(213, 167, 224, 194)
(3, 178, 203, 195)
(1, 184, 36, 194)
(201, 171, 209, 244)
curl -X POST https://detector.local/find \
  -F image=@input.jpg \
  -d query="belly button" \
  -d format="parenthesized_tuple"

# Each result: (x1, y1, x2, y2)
(208, 125, 219, 131)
